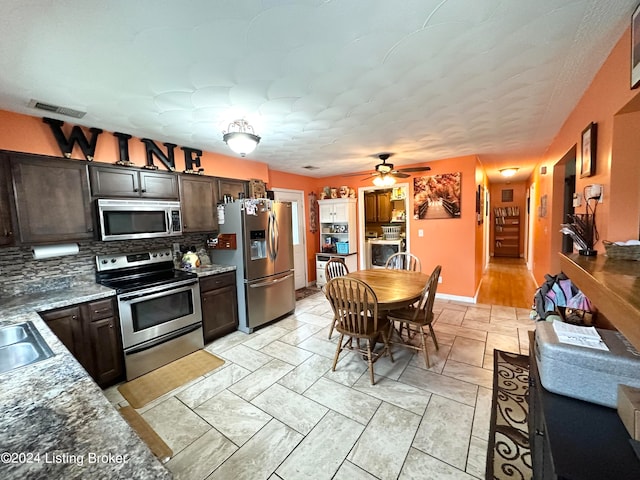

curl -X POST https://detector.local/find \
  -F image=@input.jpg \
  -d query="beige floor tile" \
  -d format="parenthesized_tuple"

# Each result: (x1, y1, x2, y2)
(471, 386, 492, 440)
(166, 428, 237, 480)
(466, 435, 488, 478)
(278, 323, 325, 345)
(141, 397, 211, 455)
(442, 359, 494, 389)
(333, 461, 379, 480)
(276, 411, 364, 480)
(251, 383, 328, 435)
(437, 322, 488, 342)
(229, 359, 295, 401)
(485, 331, 520, 355)
(449, 336, 486, 367)
(437, 308, 466, 326)
(413, 395, 474, 470)
(195, 390, 272, 446)
(294, 310, 333, 327)
(205, 330, 249, 355)
(399, 447, 476, 479)
(353, 374, 431, 415)
(324, 350, 369, 387)
(242, 326, 289, 350)
(219, 344, 273, 371)
(304, 377, 381, 425)
(260, 340, 314, 366)
(277, 354, 333, 394)
(399, 365, 478, 406)
(349, 402, 421, 480)
(207, 419, 303, 480)
(298, 335, 341, 358)
(177, 363, 251, 409)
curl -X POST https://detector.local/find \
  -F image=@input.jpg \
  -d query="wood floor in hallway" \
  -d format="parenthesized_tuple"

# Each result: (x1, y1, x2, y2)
(477, 257, 538, 309)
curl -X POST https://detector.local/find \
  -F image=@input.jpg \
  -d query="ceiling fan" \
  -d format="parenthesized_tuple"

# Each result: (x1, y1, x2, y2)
(347, 153, 431, 181)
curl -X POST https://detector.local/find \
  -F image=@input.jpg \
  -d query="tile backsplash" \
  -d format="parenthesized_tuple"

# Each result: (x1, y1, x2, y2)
(0, 233, 208, 296)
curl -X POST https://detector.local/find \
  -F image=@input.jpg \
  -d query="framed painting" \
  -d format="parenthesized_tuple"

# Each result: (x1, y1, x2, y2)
(413, 172, 461, 219)
(580, 122, 597, 178)
(632, 3, 640, 89)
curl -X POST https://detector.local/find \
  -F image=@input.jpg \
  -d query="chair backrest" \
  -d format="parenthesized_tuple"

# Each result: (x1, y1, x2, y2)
(325, 258, 349, 281)
(412, 265, 442, 323)
(385, 252, 421, 272)
(324, 277, 379, 335)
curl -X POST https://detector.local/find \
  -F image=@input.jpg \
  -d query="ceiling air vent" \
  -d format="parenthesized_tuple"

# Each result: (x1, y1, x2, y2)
(28, 99, 86, 118)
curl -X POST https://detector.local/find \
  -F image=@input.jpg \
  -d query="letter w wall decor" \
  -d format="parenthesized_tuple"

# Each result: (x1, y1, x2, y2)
(43, 117, 103, 160)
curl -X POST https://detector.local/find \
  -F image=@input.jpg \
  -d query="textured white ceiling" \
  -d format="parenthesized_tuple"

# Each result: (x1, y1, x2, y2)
(0, 0, 635, 182)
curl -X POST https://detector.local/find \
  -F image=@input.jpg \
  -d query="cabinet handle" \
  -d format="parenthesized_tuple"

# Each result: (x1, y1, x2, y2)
(109, 323, 113, 329)
(535, 429, 544, 437)
(141, 189, 146, 193)
(72, 315, 78, 320)
(87, 227, 94, 232)
(133, 188, 138, 192)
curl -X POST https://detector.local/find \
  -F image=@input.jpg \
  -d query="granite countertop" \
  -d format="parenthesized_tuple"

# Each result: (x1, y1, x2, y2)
(177, 263, 236, 277)
(0, 283, 172, 479)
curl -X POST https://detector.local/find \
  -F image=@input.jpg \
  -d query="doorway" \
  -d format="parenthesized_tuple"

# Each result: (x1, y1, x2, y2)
(272, 188, 307, 289)
(357, 183, 411, 269)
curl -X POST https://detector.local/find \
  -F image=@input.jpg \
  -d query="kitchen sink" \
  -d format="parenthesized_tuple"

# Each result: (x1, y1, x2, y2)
(0, 322, 54, 374)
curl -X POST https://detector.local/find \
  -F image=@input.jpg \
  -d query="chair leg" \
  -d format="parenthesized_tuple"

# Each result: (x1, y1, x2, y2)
(381, 328, 394, 363)
(420, 328, 430, 369)
(332, 334, 344, 372)
(428, 324, 439, 350)
(328, 316, 336, 339)
(367, 340, 375, 385)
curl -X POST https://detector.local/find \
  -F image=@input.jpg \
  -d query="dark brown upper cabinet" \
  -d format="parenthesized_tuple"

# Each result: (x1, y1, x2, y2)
(89, 164, 179, 199)
(218, 177, 248, 201)
(10, 153, 94, 244)
(0, 156, 15, 246)
(179, 174, 218, 233)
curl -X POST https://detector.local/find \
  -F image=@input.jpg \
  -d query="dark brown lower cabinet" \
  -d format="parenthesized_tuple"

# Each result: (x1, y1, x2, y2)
(40, 297, 124, 388)
(200, 272, 238, 343)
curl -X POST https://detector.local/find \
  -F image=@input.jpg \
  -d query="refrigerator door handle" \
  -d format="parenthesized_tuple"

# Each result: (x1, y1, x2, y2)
(249, 272, 293, 288)
(272, 212, 279, 259)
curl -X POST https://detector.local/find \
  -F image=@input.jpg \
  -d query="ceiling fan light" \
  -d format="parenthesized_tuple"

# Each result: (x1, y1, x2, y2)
(499, 167, 519, 177)
(373, 175, 396, 186)
(223, 119, 261, 157)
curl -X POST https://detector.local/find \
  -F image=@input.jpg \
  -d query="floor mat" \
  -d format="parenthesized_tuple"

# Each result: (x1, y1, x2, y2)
(118, 350, 224, 409)
(119, 405, 173, 463)
(487, 349, 532, 480)
(296, 286, 322, 300)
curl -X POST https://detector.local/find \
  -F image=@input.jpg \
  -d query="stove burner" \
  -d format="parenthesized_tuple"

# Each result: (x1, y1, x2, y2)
(95, 249, 197, 294)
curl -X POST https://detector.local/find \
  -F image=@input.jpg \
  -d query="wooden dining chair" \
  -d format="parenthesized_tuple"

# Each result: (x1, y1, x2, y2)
(324, 276, 393, 385)
(324, 258, 349, 339)
(385, 252, 421, 272)
(387, 265, 441, 367)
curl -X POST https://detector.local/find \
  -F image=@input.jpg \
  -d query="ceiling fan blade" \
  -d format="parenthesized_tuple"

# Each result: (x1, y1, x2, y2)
(397, 166, 431, 173)
(344, 171, 375, 177)
(391, 172, 410, 178)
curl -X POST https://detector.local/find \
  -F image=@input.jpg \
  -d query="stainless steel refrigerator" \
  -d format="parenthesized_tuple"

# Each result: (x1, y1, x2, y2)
(210, 200, 296, 333)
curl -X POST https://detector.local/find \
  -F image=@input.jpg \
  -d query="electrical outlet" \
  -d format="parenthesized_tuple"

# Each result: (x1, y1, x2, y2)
(438, 276, 442, 284)
(573, 193, 582, 207)
(418, 229, 424, 237)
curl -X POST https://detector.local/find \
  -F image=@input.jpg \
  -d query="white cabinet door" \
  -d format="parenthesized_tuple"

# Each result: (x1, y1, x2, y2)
(332, 202, 350, 223)
(319, 203, 334, 223)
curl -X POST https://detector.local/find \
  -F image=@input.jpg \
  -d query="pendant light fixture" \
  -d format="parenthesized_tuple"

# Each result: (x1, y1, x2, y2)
(223, 119, 261, 157)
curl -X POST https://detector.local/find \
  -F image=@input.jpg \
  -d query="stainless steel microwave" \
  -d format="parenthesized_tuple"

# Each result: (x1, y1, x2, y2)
(97, 199, 182, 241)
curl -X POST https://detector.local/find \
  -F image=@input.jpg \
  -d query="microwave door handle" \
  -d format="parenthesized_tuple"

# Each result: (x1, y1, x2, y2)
(167, 210, 172, 233)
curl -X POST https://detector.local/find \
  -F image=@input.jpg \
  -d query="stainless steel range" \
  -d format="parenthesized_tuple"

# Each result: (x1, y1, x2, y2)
(96, 249, 203, 380)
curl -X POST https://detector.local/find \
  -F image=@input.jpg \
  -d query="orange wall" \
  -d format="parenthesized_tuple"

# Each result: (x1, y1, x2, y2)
(0, 112, 486, 298)
(530, 27, 640, 283)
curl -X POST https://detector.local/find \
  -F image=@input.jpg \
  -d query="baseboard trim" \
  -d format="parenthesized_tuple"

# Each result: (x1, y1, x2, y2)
(435, 292, 476, 304)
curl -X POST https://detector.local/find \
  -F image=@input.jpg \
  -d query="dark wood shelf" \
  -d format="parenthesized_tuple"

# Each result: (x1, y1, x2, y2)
(559, 253, 640, 351)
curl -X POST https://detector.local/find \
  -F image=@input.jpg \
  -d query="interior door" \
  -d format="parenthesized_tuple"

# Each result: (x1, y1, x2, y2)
(272, 189, 307, 289)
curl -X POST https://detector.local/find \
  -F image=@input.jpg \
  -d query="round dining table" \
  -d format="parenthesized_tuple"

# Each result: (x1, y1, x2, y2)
(346, 269, 428, 310)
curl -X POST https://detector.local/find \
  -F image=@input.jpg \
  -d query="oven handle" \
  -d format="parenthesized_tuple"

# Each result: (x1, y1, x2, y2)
(124, 323, 202, 356)
(118, 279, 199, 302)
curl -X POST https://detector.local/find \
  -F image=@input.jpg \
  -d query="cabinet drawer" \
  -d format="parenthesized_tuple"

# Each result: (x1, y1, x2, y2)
(87, 298, 115, 321)
(316, 268, 327, 285)
(200, 271, 235, 291)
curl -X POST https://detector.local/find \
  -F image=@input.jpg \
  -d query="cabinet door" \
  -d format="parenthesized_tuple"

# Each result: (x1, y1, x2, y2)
(365, 193, 377, 223)
(319, 203, 334, 223)
(218, 178, 248, 200)
(139, 170, 179, 199)
(40, 305, 85, 365)
(11, 155, 94, 243)
(86, 315, 124, 387)
(89, 165, 140, 197)
(333, 202, 351, 223)
(376, 192, 392, 222)
(201, 273, 238, 343)
(180, 175, 218, 232)
(0, 157, 14, 246)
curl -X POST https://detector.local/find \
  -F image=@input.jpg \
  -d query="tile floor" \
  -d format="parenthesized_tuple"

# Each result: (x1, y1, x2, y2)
(104, 293, 535, 480)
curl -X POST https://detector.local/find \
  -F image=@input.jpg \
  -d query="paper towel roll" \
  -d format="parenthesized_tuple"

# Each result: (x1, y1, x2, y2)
(32, 243, 79, 260)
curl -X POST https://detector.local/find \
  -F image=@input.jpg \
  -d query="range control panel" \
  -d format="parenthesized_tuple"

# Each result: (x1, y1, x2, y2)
(95, 249, 173, 271)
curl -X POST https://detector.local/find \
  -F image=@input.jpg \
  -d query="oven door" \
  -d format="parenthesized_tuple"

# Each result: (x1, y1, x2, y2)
(369, 239, 405, 268)
(118, 279, 202, 349)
